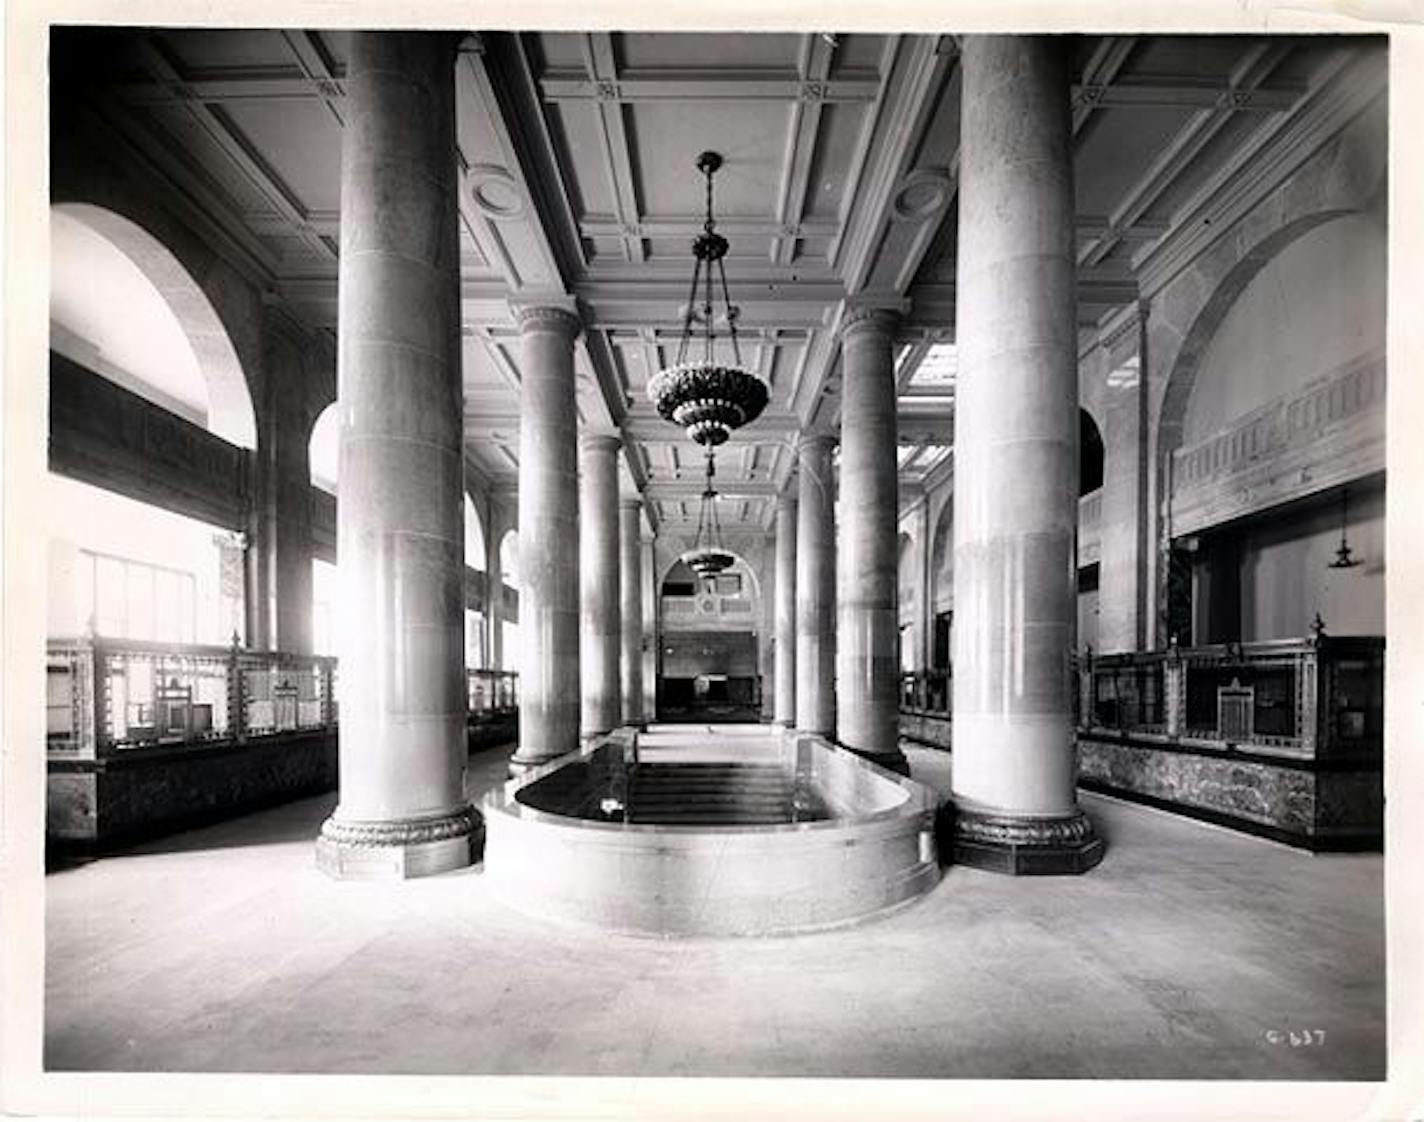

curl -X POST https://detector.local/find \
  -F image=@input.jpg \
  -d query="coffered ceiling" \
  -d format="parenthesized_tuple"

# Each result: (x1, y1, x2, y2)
(52, 27, 1372, 532)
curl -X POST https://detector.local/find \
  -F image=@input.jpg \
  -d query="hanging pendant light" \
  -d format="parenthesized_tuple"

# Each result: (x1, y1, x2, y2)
(647, 151, 769, 447)
(683, 450, 735, 580)
(1328, 487, 1361, 570)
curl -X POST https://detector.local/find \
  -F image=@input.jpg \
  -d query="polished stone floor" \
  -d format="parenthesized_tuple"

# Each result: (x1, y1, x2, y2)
(44, 732, 1385, 1080)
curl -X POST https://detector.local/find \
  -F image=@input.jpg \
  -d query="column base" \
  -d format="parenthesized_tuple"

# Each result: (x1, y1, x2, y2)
(316, 805, 482, 880)
(839, 743, 911, 777)
(944, 805, 1104, 875)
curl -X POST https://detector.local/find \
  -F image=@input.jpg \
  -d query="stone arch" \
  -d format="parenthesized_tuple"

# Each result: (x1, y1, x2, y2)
(51, 203, 257, 448)
(658, 550, 763, 604)
(1156, 210, 1356, 470)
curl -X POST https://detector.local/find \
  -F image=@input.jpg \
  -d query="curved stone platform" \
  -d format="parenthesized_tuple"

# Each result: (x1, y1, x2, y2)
(481, 726, 940, 937)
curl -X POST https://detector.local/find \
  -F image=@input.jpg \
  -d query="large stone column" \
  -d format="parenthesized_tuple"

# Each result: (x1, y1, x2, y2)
(950, 35, 1102, 874)
(620, 497, 646, 726)
(836, 308, 908, 774)
(579, 434, 621, 738)
(509, 304, 582, 773)
(773, 490, 797, 726)
(795, 434, 836, 735)
(317, 32, 477, 879)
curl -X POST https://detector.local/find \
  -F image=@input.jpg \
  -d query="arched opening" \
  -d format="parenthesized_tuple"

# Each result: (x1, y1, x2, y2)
(305, 403, 339, 655)
(464, 495, 488, 669)
(308, 403, 339, 495)
(929, 499, 953, 671)
(47, 204, 256, 648)
(897, 531, 918, 674)
(50, 203, 256, 449)
(464, 494, 487, 571)
(1080, 408, 1104, 496)
(498, 530, 520, 672)
(1158, 211, 1386, 645)
(657, 552, 762, 722)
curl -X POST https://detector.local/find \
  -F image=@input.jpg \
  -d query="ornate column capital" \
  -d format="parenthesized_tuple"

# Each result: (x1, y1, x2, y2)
(839, 298, 909, 344)
(513, 300, 582, 340)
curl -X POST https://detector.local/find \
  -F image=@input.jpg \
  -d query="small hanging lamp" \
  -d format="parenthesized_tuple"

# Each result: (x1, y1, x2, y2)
(1328, 487, 1361, 570)
(683, 450, 735, 580)
(647, 151, 769, 447)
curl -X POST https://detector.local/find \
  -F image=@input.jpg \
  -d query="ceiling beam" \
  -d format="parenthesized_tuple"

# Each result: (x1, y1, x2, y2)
(770, 34, 836, 266)
(582, 34, 647, 264)
(538, 72, 881, 103)
(1069, 77, 1299, 112)
(1072, 36, 1138, 140)
(136, 37, 335, 266)
(1077, 42, 1293, 270)
(280, 31, 346, 127)
(114, 71, 340, 106)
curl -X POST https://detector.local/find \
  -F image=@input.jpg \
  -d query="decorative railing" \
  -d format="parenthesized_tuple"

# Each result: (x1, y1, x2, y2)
(900, 669, 952, 717)
(897, 633, 1383, 763)
(1169, 352, 1385, 535)
(467, 668, 519, 717)
(1079, 634, 1383, 761)
(46, 637, 335, 758)
(47, 637, 519, 759)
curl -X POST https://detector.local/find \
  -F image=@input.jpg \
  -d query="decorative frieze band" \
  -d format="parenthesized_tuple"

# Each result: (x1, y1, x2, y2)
(1170, 351, 1385, 535)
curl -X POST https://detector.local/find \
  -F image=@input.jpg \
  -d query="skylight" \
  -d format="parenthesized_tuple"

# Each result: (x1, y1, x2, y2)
(910, 343, 958, 388)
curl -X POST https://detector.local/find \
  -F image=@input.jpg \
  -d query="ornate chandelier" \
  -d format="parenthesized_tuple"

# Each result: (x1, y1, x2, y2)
(647, 151, 769, 447)
(683, 450, 735, 579)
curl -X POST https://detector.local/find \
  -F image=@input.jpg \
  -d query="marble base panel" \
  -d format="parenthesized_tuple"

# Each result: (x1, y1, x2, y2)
(47, 730, 337, 847)
(1078, 734, 1382, 851)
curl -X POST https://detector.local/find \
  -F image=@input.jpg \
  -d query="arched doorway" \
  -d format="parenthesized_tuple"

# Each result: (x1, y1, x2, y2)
(657, 554, 762, 722)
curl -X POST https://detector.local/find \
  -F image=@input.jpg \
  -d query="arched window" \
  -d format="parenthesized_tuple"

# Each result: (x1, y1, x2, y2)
(50, 204, 256, 449)
(308, 403, 339, 495)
